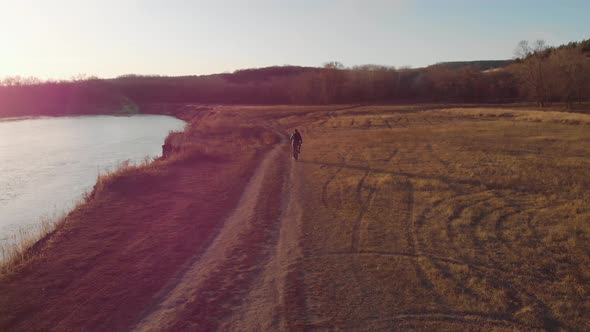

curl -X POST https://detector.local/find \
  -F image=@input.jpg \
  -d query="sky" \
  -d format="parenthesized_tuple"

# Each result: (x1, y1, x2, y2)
(0, 0, 588, 80)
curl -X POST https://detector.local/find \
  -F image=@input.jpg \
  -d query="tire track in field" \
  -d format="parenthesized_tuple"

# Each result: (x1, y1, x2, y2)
(414, 143, 561, 325)
(316, 170, 548, 328)
(349, 144, 397, 252)
(320, 167, 343, 209)
(315, 250, 534, 280)
(444, 195, 496, 249)
(401, 144, 456, 309)
(333, 310, 543, 331)
(320, 153, 347, 210)
(412, 183, 520, 309)
(350, 170, 377, 253)
(412, 193, 554, 319)
(406, 143, 496, 311)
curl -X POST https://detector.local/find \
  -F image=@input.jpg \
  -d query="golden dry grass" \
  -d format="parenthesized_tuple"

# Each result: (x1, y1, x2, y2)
(0, 216, 64, 275)
(268, 105, 590, 330)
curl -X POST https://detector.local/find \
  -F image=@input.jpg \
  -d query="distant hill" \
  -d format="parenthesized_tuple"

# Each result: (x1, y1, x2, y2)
(428, 60, 514, 71)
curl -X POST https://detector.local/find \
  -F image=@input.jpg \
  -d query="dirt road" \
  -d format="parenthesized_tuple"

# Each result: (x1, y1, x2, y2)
(1, 105, 589, 331)
(133, 137, 301, 331)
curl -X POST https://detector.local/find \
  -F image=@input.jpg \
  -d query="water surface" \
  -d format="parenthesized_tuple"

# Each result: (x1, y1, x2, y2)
(0, 115, 185, 241)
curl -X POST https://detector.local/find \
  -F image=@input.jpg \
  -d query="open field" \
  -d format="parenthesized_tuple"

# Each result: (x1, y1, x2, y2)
(1, 104, 590, 330)
(274, 105, 590, 331)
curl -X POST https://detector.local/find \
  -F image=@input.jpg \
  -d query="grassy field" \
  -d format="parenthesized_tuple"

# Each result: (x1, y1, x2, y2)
(231, 104, 590, 330)
(1, 104, 589, 331)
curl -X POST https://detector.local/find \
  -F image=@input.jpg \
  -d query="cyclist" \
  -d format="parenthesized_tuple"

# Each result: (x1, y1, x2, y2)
(289, 129, 303, 159)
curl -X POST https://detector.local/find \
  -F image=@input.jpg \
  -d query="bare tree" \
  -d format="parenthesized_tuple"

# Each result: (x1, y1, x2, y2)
(512, 39, 550, 106)
(323, 61, 345, 70)
(514, 40, 531, 59)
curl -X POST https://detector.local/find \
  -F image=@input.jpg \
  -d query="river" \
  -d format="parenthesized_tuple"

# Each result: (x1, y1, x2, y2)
(0, 115, 185, 243)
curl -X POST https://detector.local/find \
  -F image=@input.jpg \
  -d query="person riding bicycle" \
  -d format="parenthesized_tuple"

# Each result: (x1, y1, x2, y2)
(290, 129, 303, 154)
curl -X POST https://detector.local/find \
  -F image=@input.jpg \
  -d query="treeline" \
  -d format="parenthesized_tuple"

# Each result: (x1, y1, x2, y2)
(512, 39, 590, 107)
(104, 61, 520, 105)
(1, 39, 589, 117)
(0, 79, 135, 117)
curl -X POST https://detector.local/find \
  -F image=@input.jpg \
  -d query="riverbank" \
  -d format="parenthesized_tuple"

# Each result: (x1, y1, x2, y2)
(0, 114, 185, 250)
(0, 106, 280, 330)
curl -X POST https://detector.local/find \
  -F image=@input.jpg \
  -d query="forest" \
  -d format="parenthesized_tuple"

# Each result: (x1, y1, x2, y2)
(1, 39, 589, 117)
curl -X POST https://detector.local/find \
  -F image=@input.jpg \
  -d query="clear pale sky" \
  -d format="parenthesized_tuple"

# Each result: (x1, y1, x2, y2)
(0, 0, 588, 79)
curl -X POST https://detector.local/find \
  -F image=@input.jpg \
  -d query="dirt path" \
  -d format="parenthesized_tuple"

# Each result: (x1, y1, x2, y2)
(133, 129, 312, 331)
(221, 152, 307, 331)
(134, 139, 301, 330)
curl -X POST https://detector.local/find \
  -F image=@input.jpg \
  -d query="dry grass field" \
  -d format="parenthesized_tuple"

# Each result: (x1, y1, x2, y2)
(236, 104, 590, 331)
(1, 104, 589, 331)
